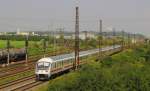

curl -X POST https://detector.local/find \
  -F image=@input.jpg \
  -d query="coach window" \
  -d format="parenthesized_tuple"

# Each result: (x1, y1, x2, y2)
(61, 61, 63, 67)
(57, 62, 60, 68)
(52, 63, 55, 69)
(54, 62, 56, 68)
(51, 63, 53, 69)
(64, 60, 66, 66)
(71, 59, 73, 63)
(56, 62, 58, 68)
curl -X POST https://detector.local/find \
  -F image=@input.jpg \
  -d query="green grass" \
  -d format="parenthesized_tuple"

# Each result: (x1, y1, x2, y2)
(0, 40, 69, 57)
(0, 40, 25, 48)
(0, 40, 47, 49)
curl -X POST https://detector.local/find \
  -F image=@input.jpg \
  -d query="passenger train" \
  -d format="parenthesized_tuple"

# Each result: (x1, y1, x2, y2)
(35, 45, 121, 80)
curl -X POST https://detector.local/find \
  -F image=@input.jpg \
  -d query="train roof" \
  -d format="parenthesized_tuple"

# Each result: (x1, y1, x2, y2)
(37, 58, 54, 63)
(37, 45, 121, 63)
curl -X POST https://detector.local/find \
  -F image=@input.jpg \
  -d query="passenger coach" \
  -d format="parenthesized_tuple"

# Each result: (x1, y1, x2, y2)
(35, 45, 121, 80)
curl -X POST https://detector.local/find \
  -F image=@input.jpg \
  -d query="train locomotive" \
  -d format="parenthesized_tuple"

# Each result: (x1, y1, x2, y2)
(35, 45, 121, 80)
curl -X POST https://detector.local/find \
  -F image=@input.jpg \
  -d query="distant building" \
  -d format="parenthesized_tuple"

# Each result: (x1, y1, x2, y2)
(64, 36, 73, 39)
(16, 29, 40, 36)
(72, 31, 96, 40)
(0, 32, 2, 35)
(30, 32, 39, 36)
(131, 39, 137, 43)
(16, 28, 29, 35)
(0, 32, 7, 35)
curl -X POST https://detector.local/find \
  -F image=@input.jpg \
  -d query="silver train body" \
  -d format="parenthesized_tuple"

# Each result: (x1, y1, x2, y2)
(35, 45, 121, 80)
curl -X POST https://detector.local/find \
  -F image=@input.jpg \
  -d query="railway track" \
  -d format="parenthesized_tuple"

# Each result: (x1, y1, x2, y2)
(0, 53, 56, 77)
(0, 67, 34, 80)
(0, 46, 122, 91)
(0, 58, 36, 72)
(0, 49, 72, 70)
(0, 61, 86, 91)
(11, 81, 43, 91)
(0, 50, 72, 90)
(0, 75, 34, 89)
(0, 75, 39, 91)
(0, 48, 72, 66)
(0, 62, 35, 79)
(0, 49, 80, 79)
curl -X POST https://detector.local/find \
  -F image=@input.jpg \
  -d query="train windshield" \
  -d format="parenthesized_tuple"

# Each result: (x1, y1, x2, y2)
(37, 62, 50, 70)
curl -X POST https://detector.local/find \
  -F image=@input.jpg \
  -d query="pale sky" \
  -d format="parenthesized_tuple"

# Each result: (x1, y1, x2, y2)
(0, 0, 149, 36)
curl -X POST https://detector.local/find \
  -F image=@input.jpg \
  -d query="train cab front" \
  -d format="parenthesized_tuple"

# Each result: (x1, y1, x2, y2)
(35, 61, 51, 81)
(36, 72, 49, 81)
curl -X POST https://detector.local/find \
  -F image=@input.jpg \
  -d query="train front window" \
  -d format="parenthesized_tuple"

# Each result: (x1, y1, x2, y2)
(37, 62, 50, 70)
